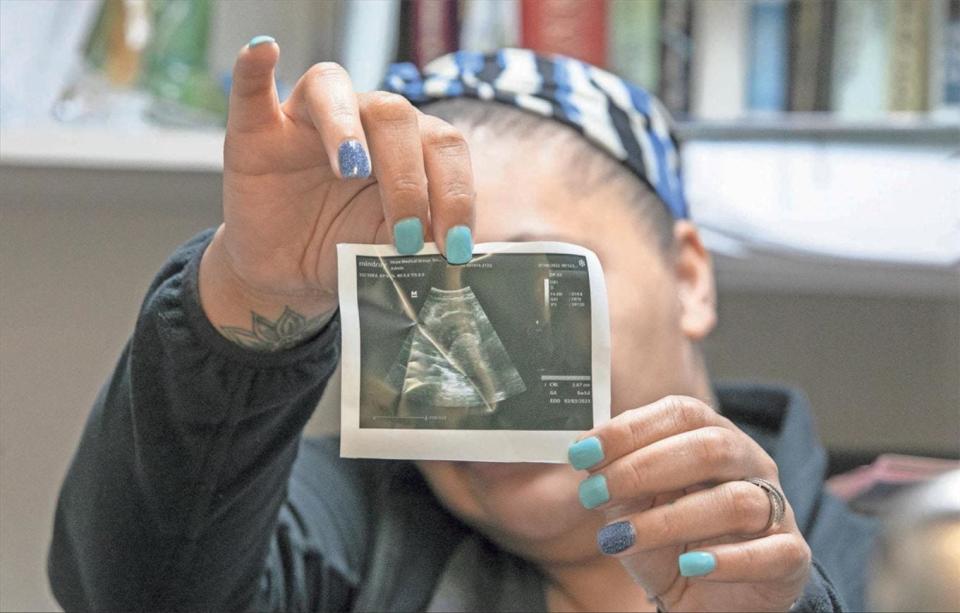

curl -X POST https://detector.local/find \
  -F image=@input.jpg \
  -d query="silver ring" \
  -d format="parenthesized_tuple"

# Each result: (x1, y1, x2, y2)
(744, 477, 786, 532)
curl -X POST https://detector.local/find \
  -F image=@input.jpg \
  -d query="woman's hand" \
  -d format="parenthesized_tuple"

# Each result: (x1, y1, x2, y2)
(569, 396, 811, 612)
(200, 37, 475, 350)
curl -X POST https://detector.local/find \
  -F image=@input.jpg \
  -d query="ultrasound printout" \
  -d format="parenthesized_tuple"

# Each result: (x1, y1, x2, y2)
(338, 242, 610, 462)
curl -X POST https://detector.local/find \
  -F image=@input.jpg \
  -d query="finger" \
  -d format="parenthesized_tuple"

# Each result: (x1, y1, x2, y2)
(597, 481, 789, 557)
(419, 114, 475, 264)
(577, 426, 778, 510)
(228, 36, 282, 133)
(287, 62, 371, 179)
(360, 92, 429, 254)
(677, 534, 811, 584)
(568, 395, 731, 472)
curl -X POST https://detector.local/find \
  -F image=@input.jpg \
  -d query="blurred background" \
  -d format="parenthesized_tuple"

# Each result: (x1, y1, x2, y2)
(1, 0, 958, 610)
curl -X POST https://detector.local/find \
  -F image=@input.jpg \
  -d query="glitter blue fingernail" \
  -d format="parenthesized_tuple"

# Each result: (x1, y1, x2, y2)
(568, 436, 604, 470)
(248, 35, 275, 48)
(393, 217, 424, 254)
(445, 225, 473, 264)
(338, 140, 371, 178)
(679, 551, 716, 577)
(598, 520, 635, 555)
(578, 474, 609, 509)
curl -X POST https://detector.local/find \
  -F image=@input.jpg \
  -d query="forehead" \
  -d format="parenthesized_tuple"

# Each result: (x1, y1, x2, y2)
(466, 130, 647, 259)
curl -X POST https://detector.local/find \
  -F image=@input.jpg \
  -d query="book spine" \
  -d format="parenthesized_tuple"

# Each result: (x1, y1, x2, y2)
(830, 0, 891, 116)
(659, 0, 693, 116)
(412, 0, 459, 67)
(929, 0, 960, 114)
(813, 0, 836, 111)
(747, 0, 790, 112)
(520, 0, 607, 66)
(460, 0, 520, 52)
(888, 0, 930, 111)
(608, 0, 660, 91)
(790, 0, 833, 112)
(690, 0, 749, 119)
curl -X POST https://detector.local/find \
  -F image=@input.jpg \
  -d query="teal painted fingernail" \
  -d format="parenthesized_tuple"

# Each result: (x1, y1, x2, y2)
(445, 225, 473, 265)
(248, 35, 275, 48)
(679, 551, 716, 577)
(568, 436, 604, 470)
(393, 217, 424, 254)
(578, 474, 609, 509)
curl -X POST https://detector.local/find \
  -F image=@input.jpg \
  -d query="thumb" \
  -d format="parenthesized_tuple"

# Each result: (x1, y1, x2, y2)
(228, 36, 281, 133)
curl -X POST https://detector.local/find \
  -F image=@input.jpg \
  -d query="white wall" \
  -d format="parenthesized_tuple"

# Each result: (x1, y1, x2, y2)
(1, 165, 957, 611)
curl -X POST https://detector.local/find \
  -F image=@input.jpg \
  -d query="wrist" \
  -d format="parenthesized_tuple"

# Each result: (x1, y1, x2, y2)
(199, 227, 337, 351)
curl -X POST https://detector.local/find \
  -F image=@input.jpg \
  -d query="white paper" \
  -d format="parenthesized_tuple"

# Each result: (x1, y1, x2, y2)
(337, 241, 611, 463)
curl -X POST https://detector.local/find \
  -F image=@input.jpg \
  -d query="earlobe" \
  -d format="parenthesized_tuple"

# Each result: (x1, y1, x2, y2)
(673, 221, 717, 341)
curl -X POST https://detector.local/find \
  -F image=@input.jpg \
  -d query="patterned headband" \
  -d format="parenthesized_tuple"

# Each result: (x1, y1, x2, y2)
(383, 48, 687, 219)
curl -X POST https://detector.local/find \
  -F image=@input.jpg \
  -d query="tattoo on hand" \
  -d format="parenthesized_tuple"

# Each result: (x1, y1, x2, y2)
(220, 306, 329, 352)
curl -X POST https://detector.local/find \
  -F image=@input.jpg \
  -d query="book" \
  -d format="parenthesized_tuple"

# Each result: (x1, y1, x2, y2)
(459, 0, 520, 53)
(690, 0, 749, 119)
(889, 0, 930, 112)
(411, 0, 459, 67)
(826, 454, 959, 515)
(831, 0, 893, 116)
(929, 0, 960, 116)
(520, 0, 607, 66)
(659, 0, 693, 116)
(339, 0, 402, 92)
(746, 0, 790, 112)
(608, 0, 660, 92)
(789, 0, 835, 112)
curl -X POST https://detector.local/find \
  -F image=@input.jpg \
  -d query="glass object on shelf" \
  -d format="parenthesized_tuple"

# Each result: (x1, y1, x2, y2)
(54, 0, 152, 127)
(141, 0, 227, 127)
(55, 0, 226, 129)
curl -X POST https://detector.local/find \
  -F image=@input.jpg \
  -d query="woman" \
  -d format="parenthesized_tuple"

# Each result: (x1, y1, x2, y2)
(48, 43, 877, 611)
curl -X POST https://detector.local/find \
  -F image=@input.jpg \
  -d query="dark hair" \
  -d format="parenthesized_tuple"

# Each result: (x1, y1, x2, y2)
(421, 98, 676, 254)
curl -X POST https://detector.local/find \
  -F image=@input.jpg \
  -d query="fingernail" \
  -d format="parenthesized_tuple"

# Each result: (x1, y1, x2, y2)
(338, 140, 371, 179)
(568, 436, 604, 470)
(679, 551, 716, 577)
(248, 35, 275, 48)
(445, 225, 473, 264)
(393, 217, 424, 255)
(578, 474, 609, 509)
(598, 520, 635, 555)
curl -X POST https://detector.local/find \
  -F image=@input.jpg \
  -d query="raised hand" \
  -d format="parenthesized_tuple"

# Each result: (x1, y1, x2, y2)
(199, 36, 475, 350)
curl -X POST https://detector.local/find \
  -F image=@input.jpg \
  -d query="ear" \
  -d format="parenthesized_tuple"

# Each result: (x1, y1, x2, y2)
(672, 221, 717, 341)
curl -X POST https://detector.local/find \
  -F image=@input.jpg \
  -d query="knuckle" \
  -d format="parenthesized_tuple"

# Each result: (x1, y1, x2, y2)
(307, 61, 347, 81)
(425, 125, 469, 156)
(388, 174, 428, 202)
(364, 91, 415, 122)
(723, 482, 769, 533)
(626, 412, 646, 448)
(760, 454, 780, 480)
(436, 185, 475, 210)
(667, 395, 709, 431)
(623, 456, 647, 495)
(695, 427, 736, 466)
(784, 537, 812, 568)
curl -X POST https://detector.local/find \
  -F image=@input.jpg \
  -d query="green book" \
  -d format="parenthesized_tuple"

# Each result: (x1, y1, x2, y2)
(608, 0, 661, 92)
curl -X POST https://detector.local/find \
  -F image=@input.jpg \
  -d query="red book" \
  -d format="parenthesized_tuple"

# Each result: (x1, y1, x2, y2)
(521, 0, 607, 66)
(412, 0, 459, 67)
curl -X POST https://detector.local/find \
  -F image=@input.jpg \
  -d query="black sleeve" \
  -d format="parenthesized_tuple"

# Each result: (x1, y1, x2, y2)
(47, 230, 358, 611)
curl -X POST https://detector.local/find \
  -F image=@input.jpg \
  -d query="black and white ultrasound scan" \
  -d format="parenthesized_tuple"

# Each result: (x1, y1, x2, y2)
(337, 242, 610, 462)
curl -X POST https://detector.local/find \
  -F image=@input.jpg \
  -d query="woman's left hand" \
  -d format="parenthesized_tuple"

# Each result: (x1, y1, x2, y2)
(570, 395, 811, 612)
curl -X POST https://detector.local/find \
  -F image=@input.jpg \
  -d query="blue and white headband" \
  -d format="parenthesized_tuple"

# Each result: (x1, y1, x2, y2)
(383, 48, 687, 219)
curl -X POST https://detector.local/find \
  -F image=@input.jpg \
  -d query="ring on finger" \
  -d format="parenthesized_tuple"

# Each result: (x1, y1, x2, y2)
(742, 477, 786, 533)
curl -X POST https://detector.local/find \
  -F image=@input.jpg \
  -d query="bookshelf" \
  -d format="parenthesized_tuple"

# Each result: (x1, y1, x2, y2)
(675, 116, 960, 144)
(2, 119, 957, 299)
(2, 0, 958, 297)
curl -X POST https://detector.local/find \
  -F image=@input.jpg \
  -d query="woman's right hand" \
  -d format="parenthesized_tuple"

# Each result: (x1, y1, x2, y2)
(199, 37, 476, 350)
